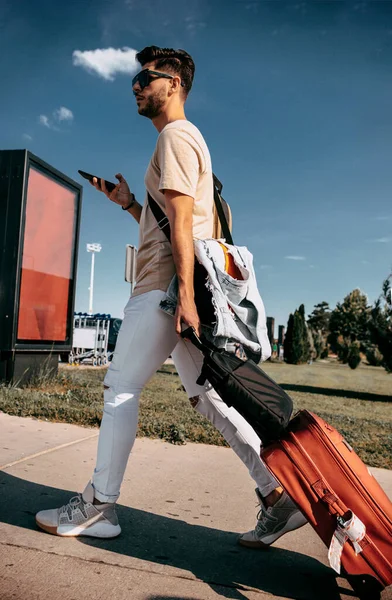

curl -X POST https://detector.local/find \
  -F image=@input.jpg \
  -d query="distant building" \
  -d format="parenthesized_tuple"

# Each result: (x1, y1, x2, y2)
(266, 317, 275, 345)
(278, 325, 285, 346)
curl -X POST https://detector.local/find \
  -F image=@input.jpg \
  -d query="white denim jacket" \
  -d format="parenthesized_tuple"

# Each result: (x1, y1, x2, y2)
(160, 239, 271, 363)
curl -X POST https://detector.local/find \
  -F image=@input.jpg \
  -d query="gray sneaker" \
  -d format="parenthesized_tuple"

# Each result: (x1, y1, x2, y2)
(238, 488, 307, 548)
(35, 480, 121, 538)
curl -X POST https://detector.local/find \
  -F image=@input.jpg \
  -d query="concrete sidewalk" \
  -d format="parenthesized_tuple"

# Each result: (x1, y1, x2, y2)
(0, 411, 391, 600)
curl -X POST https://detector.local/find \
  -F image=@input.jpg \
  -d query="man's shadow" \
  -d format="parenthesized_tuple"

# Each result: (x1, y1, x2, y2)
(0, 472, 357, 600)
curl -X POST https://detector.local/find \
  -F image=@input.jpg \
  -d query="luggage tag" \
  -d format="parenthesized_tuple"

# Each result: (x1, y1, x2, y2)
(328, 510, 366, 574)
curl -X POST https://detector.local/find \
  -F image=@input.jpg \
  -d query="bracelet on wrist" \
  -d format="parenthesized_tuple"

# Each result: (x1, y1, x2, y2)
(122, 194, 136, 210)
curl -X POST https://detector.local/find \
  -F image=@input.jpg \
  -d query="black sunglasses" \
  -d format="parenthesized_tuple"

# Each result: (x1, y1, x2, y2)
(132, 69, 185, 91)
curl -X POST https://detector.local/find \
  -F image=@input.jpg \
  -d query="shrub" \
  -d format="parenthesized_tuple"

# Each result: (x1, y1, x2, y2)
(365, 346, 384, 367)
(336, 337, 350, 364)
(320, 347, 329, 359)
(348, 343, 361, 370)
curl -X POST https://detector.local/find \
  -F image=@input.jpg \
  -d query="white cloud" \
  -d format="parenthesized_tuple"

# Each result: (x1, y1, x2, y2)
(259, 265, 273, 270)
(374, 216, 391, 221)
(371, 237, 391, 243)
(54, 106, 74, 122)
(72, 47, 139, 81)
(23, 133, 33, 141)
(37, 107, 73, 131)
(362, 260, 371, 265)
(39, 115, 50, 128)
(285, 255, 306, 261)
(185, 17, 206, 33)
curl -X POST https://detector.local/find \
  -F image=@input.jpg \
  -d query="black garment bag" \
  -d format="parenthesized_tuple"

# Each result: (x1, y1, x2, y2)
(180, 326, 293, 445)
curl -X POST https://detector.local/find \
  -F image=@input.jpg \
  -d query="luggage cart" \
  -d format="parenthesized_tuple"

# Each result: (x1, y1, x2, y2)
(69, 313, 110, 366)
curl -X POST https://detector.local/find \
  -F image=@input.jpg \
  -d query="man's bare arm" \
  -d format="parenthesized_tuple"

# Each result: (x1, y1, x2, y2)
(164, 189, 200, 335)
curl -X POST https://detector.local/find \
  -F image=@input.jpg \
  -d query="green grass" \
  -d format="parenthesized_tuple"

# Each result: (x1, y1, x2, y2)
(262, 358, 392, 397)
(0, 359, 391, 468)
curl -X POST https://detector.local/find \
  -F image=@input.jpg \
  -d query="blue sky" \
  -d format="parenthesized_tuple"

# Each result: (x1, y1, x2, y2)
(1, 0, 391, 334)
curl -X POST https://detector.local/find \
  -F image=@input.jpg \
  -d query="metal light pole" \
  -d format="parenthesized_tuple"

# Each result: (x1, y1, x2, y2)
(87, 243, 102, 315)
(125, 244, 138, 294)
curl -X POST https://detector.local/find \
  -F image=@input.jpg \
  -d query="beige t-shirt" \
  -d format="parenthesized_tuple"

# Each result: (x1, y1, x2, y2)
(132, 120, 214, 297)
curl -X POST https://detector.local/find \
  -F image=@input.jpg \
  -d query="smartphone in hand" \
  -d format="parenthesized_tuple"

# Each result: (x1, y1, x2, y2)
(78, 170, 117, 193)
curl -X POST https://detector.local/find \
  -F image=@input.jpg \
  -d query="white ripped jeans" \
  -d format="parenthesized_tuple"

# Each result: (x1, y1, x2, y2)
(91, 290, 278, 503)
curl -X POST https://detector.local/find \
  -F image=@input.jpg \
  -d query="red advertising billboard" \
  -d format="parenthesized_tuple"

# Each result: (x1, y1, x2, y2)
(17, 167, 78, 342)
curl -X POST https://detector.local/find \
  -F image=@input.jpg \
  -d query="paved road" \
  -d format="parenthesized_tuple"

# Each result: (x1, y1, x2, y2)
(0, 412, 391, 600)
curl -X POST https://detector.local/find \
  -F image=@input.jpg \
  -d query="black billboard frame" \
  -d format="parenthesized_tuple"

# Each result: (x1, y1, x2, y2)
(0, 149, 83, 353)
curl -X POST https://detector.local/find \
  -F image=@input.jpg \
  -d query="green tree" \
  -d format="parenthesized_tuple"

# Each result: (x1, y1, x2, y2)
(298, 304, 311, 362)
(284, 313, 294, 363)
(307, 301, 331, 359)
(307, 301, 331, 334)
(328, 289, 370, 361)
(284, 305, 311, 364)
(291, 311, 305, 364)
(369, 277, 392, 372)
(312, 328, 325, 359)
(307, 326, 317, 361)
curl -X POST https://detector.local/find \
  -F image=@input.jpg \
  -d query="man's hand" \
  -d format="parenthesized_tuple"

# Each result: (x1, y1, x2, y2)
(91, 173, 134, 210)
(175, 297, 201, 337)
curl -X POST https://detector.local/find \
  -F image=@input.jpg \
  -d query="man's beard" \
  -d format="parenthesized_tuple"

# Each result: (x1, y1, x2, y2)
(138, 89, 166, 119)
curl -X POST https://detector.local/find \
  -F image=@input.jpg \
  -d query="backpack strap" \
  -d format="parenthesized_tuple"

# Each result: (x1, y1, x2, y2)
(147, 192, 171, 242)
(212, 174, 233, 245)
(147, 173, 234, 245)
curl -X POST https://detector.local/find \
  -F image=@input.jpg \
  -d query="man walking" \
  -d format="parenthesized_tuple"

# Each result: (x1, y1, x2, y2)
(36, 46, 307, 547)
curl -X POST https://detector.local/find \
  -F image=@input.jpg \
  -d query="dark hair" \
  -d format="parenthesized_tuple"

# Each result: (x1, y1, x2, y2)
(135, 46, 195, 97)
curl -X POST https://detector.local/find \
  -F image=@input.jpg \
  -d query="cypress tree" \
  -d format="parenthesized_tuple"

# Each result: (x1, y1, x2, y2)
(285, 305, 311, 364)
(369, 277, 392, 372)
(291, 310, 304, 364)
(298, 304, 311, 363)
(284, 313, 294, 363)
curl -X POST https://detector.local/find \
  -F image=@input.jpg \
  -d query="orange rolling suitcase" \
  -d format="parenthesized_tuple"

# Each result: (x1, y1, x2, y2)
(262, 410, 392, 598)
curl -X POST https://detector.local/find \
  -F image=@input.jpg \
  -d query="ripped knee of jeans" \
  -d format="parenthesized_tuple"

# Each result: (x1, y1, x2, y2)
(189, 395, 200, 409)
